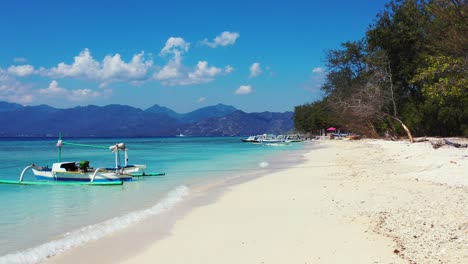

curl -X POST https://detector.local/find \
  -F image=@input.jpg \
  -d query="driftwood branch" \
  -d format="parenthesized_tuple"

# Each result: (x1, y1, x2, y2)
(423, 138, 468, 149)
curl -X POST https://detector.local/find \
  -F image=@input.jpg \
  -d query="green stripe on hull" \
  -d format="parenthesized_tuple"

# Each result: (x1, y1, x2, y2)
(0, 180, 123, 186)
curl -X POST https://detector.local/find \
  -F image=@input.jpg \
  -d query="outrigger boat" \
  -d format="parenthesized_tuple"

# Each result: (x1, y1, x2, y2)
(0, 134, 164, 186)
(258, 134, 290, 145)
(240, 135, 260, 143)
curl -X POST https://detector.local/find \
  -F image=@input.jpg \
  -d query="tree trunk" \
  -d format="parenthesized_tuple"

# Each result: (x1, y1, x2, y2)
(367, 121, 379, 138)
(389, 116, 414, 143)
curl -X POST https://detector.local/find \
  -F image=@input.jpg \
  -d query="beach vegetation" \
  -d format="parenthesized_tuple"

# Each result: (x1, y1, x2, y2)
(294, 0, 468, 138)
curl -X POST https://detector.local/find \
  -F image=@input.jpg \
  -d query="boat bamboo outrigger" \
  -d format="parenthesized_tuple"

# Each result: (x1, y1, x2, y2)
(0, 134, 165, 185)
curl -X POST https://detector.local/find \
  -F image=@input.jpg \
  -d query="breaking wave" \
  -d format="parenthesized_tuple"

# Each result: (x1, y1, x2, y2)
(0, 185, 189, 264)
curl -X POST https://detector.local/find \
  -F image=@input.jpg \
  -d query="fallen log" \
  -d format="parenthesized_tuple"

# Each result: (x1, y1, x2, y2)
(443, 139, 468, 148)
(430, 139, 468, 149)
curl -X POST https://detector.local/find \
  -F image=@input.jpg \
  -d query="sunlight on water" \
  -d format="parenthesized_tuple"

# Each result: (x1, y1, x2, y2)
(0, 137, 301, 261)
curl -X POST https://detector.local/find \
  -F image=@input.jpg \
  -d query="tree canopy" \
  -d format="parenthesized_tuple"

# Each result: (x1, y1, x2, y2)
(294, 0, 468, 138)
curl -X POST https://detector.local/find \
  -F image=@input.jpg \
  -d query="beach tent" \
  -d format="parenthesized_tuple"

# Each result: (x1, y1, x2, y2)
(326, 127, 337, 131)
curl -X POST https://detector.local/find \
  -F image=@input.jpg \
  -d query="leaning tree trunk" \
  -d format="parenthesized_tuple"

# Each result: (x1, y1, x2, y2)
(367, 121, 379, 138)
(389, 116, 414, 143)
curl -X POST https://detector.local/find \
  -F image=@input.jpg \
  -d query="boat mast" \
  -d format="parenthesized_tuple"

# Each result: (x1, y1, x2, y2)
(124, 149, 128, 167)
(114, 144, 120, 172)
(57, 132, 63, 162)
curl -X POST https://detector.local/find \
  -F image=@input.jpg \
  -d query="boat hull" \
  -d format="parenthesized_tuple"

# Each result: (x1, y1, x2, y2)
(31, 164, 144, 182)
(32, 169, 132, 182)
(241, 139, 260, 143)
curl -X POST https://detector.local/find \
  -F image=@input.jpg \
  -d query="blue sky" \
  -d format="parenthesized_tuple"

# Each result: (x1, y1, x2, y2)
(0, 0, 388, 113)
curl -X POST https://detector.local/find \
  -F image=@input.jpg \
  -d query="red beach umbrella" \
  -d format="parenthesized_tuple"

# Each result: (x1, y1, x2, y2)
(326, 127, 337, 131)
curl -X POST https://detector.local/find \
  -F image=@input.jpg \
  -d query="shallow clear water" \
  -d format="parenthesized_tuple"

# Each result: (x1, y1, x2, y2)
(0, 137, 300, 261)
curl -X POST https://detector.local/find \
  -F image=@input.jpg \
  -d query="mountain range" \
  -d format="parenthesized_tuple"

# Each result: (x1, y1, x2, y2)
(0, 102, 294, 137)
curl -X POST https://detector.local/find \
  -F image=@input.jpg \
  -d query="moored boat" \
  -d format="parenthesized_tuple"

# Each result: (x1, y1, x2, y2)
(240, 135, 260, 142)
(259, 134, 291, 145)
(31, 141, 146, 182)
(0, 134, 164, 185)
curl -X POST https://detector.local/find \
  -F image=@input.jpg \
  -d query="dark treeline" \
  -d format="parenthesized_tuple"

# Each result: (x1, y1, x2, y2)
(294, 0, 467, 139)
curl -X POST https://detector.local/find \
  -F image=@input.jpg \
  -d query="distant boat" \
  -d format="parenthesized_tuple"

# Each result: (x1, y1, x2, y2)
(176, 134, 185, 137)
(285, 135, 304, 142)
(260, 134, 290, 145)
(241, 135, 260, 143)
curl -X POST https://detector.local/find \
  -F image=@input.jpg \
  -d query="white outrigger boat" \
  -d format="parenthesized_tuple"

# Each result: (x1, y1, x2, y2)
(240, 135, 260, 143)
(258, 134, 291, 146)
(0, 135, 164, 186)
(31, 143, 146, 182)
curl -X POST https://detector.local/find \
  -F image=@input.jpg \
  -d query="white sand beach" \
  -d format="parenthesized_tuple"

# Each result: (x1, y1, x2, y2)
(45, 139, 468, 264)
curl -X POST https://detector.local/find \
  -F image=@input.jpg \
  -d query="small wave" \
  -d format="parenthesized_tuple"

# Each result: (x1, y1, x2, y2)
(0, 185, 189, 264)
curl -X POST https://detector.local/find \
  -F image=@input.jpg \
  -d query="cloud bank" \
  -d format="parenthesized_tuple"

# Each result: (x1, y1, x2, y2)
(47, 49, 153, 85)
(8, 65, 36, 77)
(1, 31, 242, 105)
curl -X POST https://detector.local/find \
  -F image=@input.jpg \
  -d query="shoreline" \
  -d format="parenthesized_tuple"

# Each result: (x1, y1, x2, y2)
(45, 139, 468, 263)
(41, 142, 310, 264)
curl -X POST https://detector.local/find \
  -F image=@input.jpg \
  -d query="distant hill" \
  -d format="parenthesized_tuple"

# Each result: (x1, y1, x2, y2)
(180, 104, 238, 123)
(0, 101, 293, 137)
(0, 101, 23, 112)
(145, 103, 238, 124)
(145, 104, 181, 119)
(182, 110, 294, 136)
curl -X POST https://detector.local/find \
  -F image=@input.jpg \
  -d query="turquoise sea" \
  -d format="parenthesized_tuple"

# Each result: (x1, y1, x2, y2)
(0, 137, 300, 263)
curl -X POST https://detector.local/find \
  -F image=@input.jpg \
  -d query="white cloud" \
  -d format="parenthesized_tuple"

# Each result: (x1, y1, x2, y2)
(69, 89, 103, 101)
(197, 97, 206, 103)
(155, 37, 192, 85)
(249, 62, 262, 78)
(48, 49, 101, 79)
(160, 37, 190, 56)
(0, 68, 110, 106)
(156, 60, 225, 86)
(202, 31, 240, 48)
(154, 52, 184, 82)
(101, 52, 152, 81)
(0, 68, 34, 104)
(312, 67, 325, 73)
(155, 38, 230, 86)
(224, 65, 234, 73)
(235, 85, 253, 95)
(5, 37, 235, 89)
(8, 65, 35, 77)
(39, 80, 103, 102)
(46, 48, 153, 85)
(187, 61, 222, 84)
(38, 80, 66, 96)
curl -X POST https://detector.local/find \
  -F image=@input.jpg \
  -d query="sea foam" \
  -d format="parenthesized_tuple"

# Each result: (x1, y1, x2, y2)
(0, 185, 189, 264)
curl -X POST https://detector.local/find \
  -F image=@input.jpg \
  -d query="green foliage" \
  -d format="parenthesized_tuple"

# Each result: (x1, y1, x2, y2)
(294, 0, 467, 137)
(293, 100, 339, 133)
(366, 0, 428, 93)
(412, 56, 468, 104)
